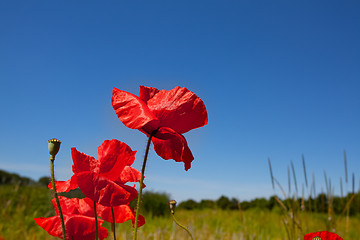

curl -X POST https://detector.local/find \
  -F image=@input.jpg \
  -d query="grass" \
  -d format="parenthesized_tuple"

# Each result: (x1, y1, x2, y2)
(1, 185, 360, 239)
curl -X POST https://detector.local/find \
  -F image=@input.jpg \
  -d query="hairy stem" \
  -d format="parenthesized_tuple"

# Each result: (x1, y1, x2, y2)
(50, 158, 66, 240)
(171, 212, 194, 240)
(111, 206, 116, 240)
(94, 201, 98, 240)
(133, 131, 156, 240)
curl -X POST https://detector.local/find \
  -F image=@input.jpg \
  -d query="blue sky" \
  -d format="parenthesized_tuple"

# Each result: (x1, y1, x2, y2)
(0, 1, 359, 202)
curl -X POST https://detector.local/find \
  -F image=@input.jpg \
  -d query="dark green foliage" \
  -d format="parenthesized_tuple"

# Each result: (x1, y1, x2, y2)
(267, 196, 277, 210)
(216, 195, 231, 209)
(199, 199, 216, 209)
(176, 193, 360, 216)
(0, 169, 35, 186)
(241, 200, 251, 210)
(140, 191, 170, 217)
(178, 199, 199, 210)
(37, 176, 51, 187)
(230, 198, 239, 210)
(216, 196, 239, 210)
(251, 198, 269, 209)
(319, 193, 328, 213)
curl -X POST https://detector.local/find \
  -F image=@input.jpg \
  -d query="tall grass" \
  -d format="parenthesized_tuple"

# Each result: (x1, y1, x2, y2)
(268, 152, 360, 240)
(1, 184, 360, 239)
(0, 185, 55, 239)
(1, 151, 359, 239)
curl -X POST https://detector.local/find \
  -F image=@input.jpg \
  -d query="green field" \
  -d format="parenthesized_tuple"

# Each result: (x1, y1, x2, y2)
(0, 185, 359, 239)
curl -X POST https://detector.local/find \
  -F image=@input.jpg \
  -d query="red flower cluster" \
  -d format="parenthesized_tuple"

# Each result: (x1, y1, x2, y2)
(112, 86, 208, 170)
(36, 85, 207, 239)
(304, 231, 343, 240)
(35, 140, 145, 239)
(49, 140, 142, 206)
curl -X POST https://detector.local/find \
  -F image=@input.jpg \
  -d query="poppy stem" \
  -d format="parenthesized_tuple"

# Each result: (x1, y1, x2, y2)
(111, 206, 116, 240)
(133, 130, 156, 240)
(50, 158, 66, 240)
(169, 200, 194, 240)
(171, 212, 194, 240)
(94, 201, 98, 240)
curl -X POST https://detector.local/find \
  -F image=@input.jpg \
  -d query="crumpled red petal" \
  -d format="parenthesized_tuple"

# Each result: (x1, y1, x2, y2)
(72, 148, 99, 174)
(139, 86, 159, 103)
(76, 172, 137, 207)
(117, 166, 142, 184)
(66, 215, 108, 240)
(52, 197, 94, 217)
(152, 127, 194, 171)
(34, 215, 108, 240)
(304, 231, 343, 240)
(48, 175, 78, 192)
(146, 86, 208, 134)
(112, 87, 160, 130)
(98, 139, 136, 181)
(34, 216, 62, 238)
(131, 214, 146, 228)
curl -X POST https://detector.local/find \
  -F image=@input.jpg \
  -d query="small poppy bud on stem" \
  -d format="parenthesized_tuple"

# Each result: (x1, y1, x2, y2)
(168, 200, 177, 214)
(48, 138, 61, 160)
(48, 138, 66, 240)
(169, 199, 194, 240)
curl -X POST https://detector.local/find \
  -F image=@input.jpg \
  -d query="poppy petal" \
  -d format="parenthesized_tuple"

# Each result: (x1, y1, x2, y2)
(52, 196, 79, 216)
(304, 231, 343, 240)
(76, 172, 137, 207)
(152, 127, 194, 171)
(52, 197, 94, 217)
(132, 214, 146, 228)
(146, 86, 208, 134)
(66, 215, 108, 240)
(118, 166, 142, 184)
(112, 87, 160, 131)
(72, 148, 99, 174)
(139, 86, 159, 103)
(76, 198, 97, 217)
(98, 139, 136, 181)
(34, 216, 62, 238)
(48, 175, 78, 192)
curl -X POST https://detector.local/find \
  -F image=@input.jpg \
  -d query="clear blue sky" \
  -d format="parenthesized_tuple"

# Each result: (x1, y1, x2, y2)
(1, 1, 359, 202)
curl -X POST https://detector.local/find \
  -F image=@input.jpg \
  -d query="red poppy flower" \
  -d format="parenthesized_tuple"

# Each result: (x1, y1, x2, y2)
(47, 139, 141, 207)
(70, 139, 140, 207)
(34, 197, 108, 240)
(112, 86, 208, 170)
(304, 231, 343, 240)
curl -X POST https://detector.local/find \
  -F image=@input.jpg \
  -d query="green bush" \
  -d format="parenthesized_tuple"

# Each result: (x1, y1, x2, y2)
(140, 191, 170, 217)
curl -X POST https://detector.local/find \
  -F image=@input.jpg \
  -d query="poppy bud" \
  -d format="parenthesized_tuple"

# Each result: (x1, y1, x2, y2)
(168, 200, 177, 214)
(48, 138, 61, 160)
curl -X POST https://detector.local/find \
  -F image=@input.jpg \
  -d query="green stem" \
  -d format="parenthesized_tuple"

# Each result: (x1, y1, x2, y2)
(94, 201, 98, 240)
(50, 158, 66, 240)
(133, 131, 156, 240)
(171, 212, 194, 240)
(111, 206, 116, 240)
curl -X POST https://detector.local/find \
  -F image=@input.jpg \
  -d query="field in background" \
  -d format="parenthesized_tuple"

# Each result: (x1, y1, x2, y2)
(0, 185, 359, 240)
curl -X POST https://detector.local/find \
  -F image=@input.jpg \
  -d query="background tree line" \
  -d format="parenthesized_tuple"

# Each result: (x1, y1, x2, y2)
(178, 194, 360, 216)
(1, 169, 359, 216)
